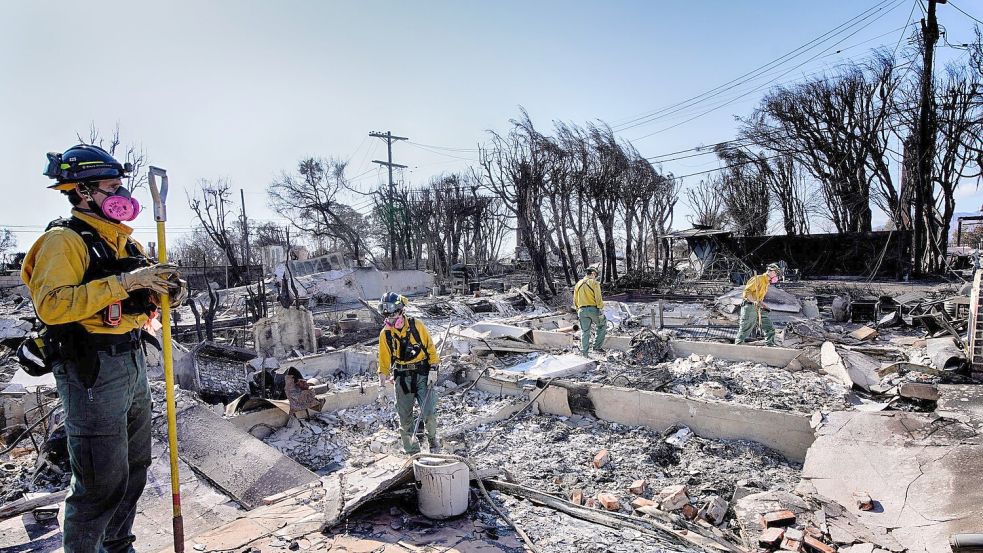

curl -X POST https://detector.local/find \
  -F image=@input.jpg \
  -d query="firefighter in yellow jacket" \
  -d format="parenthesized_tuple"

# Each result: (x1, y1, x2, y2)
(734, 263, 781, 346)
(573, 266, 607, 356)
(377, 293, 441, 454)
(21, 144, 186, 553)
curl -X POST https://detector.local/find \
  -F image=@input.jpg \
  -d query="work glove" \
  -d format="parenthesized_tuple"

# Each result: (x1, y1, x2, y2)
(427, 366, 439, 387)
(118, 264, 181, 295)
(168, 277, 189, 306)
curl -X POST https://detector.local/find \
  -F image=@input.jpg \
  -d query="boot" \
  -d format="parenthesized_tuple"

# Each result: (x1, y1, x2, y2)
(427, 435, 441, 454)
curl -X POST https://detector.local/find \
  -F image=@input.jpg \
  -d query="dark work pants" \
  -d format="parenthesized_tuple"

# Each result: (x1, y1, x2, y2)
(52, 346, 152, 553)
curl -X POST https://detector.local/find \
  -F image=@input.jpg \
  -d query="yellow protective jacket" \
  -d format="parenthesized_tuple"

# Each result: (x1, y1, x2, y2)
(742, 274, 770, 304)
(377, 318, 439, 376)
(573, 276, 604, 309)
(21, 209, 150, 335)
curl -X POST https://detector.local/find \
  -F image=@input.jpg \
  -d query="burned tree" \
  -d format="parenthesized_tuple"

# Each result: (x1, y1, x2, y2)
(170, 227, 227, 266)
(685, 178, 728, 229)
(741, 54, 903, 233)
(583, 125, 628, 283)
(479, 109, 557, 295)
(896, 65, 983, 272)
(268, 157, 374, 265)
(757, 154, 812, 235)
(714, 145, 770, 236)
(188, 178, 244, 286)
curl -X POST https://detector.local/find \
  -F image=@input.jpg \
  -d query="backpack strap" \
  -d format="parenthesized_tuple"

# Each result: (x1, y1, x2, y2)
(47, 217, 114, 283)
(406, 318, 432, 369)
(406, 317, 424, 348)
(382, 328, 398, 365)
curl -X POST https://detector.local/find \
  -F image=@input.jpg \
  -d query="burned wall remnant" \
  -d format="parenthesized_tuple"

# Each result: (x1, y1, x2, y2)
(253, 307, 317, 357)
(190, 342, 257, 403)
(726, 230, 910, 278)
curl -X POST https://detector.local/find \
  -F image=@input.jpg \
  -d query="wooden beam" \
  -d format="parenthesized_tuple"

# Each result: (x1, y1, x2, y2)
(0, 490, 68, 521)
(484, 479, 745, 553)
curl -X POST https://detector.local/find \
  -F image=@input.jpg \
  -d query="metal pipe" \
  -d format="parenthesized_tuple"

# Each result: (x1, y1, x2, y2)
(950, 534, 983, 553)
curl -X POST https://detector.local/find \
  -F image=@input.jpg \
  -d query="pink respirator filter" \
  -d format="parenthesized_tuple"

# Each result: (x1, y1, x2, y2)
(101, 195, 141, 222)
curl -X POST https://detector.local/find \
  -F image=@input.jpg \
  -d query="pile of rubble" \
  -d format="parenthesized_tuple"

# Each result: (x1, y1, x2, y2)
(591, 352, 851, 413)
(259, 384, 526, 471)
(463, 412, 801, 551)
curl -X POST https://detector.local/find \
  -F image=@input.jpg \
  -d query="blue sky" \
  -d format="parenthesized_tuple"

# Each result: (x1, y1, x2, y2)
(2, 0, 981, 251)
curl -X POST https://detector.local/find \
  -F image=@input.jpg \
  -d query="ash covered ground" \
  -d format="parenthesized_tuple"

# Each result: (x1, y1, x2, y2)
(262, 384, 526, 471)
(460, 412, 801, 553)
(586, 348, 851, 414)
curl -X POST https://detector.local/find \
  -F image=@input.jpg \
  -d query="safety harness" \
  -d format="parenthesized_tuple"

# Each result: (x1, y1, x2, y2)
(383, 317, 431, 394)
(17, 217, 159, 385)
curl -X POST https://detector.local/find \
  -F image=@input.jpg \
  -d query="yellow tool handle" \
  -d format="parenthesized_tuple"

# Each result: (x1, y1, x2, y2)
(156, 220, 184, 552)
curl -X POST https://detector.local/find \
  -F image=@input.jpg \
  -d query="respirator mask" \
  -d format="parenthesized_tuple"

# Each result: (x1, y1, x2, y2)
(384, 314, 406, 329)
(88, 184, 141, 223)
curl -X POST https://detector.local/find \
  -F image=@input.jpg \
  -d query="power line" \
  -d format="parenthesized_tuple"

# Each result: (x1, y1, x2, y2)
(405, 141, 478, 161)
(398, 16, 918, 162)
(407, 141, 482, 152)
(948, 0, 983, 25)
(611, 0, 905, 132)
(631, 1, 908, 141)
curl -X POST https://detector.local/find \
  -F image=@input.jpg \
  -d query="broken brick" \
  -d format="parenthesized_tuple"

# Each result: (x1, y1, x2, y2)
(700, 495, 728, 525)
(804, 527, 823, 539)
(680, 503, 699, 520)
(762, 510, 797, 527)
(781, 537, 803, 552)
(592, 449, 610, 468)
(803, 535, 836, 553)
(758, 527, 785, 547)
(569, 489, 583, 506)
(657, 484, 689, 511)
(585, 498, 597, 509)
(597, 493, 620, 511)
(784, 528, 804, 541)
(629, 479, 647, 495)
(852, 491, 874, 511)
(630, 497, 658, 510)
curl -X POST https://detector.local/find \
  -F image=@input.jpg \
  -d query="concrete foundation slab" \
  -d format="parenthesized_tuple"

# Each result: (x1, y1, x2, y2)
(798, 411, 983, 553)
(938, 384, 983, 428)
(175, 403, 319, 509)
(0, 438, 243, 552)
(318, 384, 381, 412)
(320, 454, 414, 530)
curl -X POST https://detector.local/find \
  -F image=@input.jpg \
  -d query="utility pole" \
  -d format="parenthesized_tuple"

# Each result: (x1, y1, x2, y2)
(913, 0, 944, 275)
(370, 131, 408, 269)
(239, 188, 250, 285)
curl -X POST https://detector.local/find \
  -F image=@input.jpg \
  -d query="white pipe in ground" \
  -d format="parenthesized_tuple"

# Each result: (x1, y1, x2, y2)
(413, 457, 470, 519)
